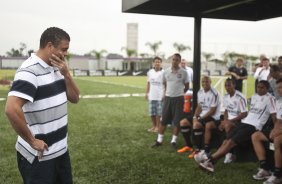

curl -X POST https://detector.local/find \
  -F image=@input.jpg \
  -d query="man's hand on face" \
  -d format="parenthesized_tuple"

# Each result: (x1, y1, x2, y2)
(49, 53, 68, 76)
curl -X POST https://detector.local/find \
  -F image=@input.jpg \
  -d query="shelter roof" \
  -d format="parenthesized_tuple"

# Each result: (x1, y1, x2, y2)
(122, 0, 282, 21)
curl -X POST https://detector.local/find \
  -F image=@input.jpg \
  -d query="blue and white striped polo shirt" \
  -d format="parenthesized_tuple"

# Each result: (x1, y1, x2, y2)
(8, 54, 68, 163)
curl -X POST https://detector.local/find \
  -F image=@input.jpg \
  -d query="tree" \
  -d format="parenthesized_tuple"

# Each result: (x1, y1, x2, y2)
(173, 42, 191, 54)
(88, 49, 107, 70)
(6, 42, 27, 57)
(121, 47, 137, 58)
(145, 41, 162, 56)
(202, 52, 214, 70)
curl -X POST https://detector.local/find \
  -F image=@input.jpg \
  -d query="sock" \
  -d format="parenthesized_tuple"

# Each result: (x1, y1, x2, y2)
(193, 129, 204, 150)
(157, 134, 164, 143)
(229, 148, 234, 154)
(274, 167, 282, 177)
(259, 160, 268, 170)
(180, 125, 192, 147)
(171, 135, 178, 143)
(204, 144, 210, 154)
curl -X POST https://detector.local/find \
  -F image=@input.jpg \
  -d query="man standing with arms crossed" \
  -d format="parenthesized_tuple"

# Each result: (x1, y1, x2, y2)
(152, 53, 189, 149)
(5, 27, 80, 183)
(225, 58, 248, 92)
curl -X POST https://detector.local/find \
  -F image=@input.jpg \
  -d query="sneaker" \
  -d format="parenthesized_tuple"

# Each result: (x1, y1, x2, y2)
(223, 153, 234, 164)
(263, 175, 282, 184)
(188, 150, 198, 158)
(199, 159, 214, 173)
(171, 142, 177, 150)
(177, 146, 193, 153)
(151, 141, 162, 148)
(194, 150, 208, 164)
(253, 168, 271, 180)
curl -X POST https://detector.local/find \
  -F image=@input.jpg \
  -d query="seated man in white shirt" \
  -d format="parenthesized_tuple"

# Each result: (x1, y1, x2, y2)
(220, 78, 248, 163)
(195, 80, 276, 173)
(252, 78, 282, 183)
(189, 76, 221, 158)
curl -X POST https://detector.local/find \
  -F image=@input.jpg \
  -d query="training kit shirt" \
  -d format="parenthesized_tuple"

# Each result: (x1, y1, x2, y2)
(242, 93, 276, 131)
(223, 90, 248, 120)
(163, 67, 189, 97)
(8, 54, 68, 164)
(147, 68, 164, 101)
(197, 87, 221, 120)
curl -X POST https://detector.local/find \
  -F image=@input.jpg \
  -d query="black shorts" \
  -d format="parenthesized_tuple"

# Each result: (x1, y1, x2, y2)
(262, 117, 274, 138)
(199, 116, 221, 127)
(17, 151, 73, 184)
(226, 123, 256, 145)
(161, 96, 185, 127)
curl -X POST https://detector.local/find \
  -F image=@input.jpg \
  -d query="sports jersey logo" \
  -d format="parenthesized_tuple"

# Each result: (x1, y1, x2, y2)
(177, 74, 182, 78)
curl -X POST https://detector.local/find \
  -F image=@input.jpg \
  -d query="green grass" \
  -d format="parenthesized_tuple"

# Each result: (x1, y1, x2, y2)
(0, 73, 259, 184)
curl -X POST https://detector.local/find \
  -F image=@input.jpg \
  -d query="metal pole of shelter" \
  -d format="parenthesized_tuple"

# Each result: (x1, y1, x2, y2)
(192, 16, 201, 113)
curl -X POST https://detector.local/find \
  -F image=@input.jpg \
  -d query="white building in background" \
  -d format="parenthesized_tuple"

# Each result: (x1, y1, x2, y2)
(127, 23, 138, 56)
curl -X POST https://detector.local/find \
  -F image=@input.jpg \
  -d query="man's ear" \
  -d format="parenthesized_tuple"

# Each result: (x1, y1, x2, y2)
(46, 42, 53, 51)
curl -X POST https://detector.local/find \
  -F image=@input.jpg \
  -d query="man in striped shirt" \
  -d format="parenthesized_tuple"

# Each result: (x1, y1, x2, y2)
(5, 27, 80, 183)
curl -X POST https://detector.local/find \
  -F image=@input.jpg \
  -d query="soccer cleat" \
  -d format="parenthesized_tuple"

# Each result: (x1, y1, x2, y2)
(151, 141, 162, 148)
(199, 159, 214, 173)
(223, 153, 234, 164)
(253, 168, 271, 180)
(188, 150, 198, 158)
(194, 150, 208, 164)
(263, 175, 282, 184)
(177, 146, 193, 153)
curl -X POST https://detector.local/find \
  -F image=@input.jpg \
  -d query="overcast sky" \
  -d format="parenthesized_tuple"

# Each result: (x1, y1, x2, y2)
(1, 0, 282, 60)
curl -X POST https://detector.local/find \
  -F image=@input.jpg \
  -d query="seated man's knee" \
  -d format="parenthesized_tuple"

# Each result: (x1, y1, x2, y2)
(180, 118, 190, 127)
(251, 131, 266, 142)
(224, 123, 234, 131)
(205, 121, 216, 130)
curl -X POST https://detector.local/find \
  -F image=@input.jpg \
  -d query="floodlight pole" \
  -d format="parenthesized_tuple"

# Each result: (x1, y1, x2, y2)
(192, 15, 201, 113)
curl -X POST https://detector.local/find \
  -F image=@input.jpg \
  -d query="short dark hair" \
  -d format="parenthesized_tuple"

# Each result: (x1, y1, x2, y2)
(225, 78, 236, 86)
(173, 53, 181, 60)
(40, 27, 70, 48)
(276, 78, 282, 84)
(153, 56, 162, 62)
(270, 64, 280, 72)
(258, 80, 270, 89)
(278, 56, 282, 60)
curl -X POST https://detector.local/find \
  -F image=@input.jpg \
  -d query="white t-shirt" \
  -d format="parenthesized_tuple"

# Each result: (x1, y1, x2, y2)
(242, 93, 276, 130)
(223, 90, 247, 120)
(197, 87, 221, 120)
(147, 68, 164, 100)
(185, 66, 193, 83)
(254, 67, 270, 81)
(276, 98, 282, 121)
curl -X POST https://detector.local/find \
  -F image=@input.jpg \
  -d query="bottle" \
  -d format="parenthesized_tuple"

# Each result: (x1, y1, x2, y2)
(184, 90, 193, 113)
